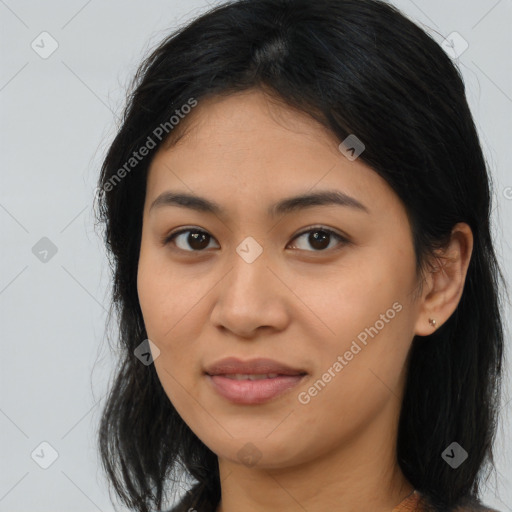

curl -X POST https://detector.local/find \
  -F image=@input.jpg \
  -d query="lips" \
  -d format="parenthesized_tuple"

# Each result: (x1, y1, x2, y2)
(204, 357, 308, 404)
(204, 357, 307, 377)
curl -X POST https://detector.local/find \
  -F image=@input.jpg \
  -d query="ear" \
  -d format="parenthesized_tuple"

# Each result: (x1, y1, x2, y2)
(413, 222, 474, 336)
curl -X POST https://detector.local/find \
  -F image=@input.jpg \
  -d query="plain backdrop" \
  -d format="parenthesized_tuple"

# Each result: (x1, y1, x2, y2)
(1, 0, 511, 511)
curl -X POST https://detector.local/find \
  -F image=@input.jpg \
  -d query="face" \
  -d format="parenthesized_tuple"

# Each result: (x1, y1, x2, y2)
(137, 88, 423, 469)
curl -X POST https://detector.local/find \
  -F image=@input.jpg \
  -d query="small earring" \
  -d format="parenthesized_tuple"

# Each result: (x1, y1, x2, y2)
(428, 318, 437, 328)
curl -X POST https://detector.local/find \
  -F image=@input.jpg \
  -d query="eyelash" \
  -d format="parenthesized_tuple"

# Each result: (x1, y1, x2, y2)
(161, 226, 350, 254)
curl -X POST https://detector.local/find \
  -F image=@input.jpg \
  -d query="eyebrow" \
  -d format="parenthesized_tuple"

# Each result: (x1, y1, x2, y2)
(149, 189, 369, 217)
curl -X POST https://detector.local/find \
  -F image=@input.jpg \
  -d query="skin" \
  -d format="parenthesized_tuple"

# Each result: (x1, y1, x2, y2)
(137, 88, 473, 512)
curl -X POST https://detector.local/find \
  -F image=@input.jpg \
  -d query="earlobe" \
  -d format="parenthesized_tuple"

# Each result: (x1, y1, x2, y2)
(413, 223, 474, 337)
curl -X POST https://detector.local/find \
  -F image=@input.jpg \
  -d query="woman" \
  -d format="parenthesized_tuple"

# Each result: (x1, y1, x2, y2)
(95, 1, 507, 511)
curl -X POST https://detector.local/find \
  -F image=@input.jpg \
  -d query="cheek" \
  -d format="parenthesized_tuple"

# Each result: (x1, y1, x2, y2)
(137, 246, 190, 342)
(291, 300, 411, 452)
(303, 259, 410, 348)
(298, 247, 415, 399)
(138, 261, 203, 425)
(137, 258, 197, 406)
(137, 266, 167, 342)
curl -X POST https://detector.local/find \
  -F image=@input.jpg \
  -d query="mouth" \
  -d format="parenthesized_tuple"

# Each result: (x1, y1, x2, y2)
(214, 373, 297, 380)
(204, 356, 307, 377)
(205, 374, 307, 404)
(204, 357, 308, 404)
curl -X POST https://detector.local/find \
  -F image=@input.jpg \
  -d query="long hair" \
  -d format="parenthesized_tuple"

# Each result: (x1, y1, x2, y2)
(94, 1, 507, 510)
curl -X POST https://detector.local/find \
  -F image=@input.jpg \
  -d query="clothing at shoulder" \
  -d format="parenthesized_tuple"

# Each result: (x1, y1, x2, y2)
(392, 490, 502, 512)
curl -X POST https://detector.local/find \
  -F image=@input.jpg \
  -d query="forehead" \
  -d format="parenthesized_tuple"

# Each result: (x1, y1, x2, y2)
(144, 88, 397, 219)
(161, 89, 340, 157)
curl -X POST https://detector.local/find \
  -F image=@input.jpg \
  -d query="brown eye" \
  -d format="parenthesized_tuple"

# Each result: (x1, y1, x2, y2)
(163, 226, 349, 254)
(164, 229, 219, 252)
(288, 227, 348, 252)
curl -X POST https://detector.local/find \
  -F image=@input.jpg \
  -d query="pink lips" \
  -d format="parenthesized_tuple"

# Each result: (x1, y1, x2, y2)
(204, 357, 307, 405)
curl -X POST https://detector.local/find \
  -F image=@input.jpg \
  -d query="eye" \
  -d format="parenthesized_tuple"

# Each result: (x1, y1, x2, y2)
(162, 228, 219, 252)
(288, 226, 349, 252)
(162, 226, 349, 253)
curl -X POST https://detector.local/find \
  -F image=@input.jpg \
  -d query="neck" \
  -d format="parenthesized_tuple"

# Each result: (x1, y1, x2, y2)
(215, 403, 414, 512)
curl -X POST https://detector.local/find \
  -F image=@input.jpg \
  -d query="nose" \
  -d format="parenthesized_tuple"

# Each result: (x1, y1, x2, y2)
(209, 241, 290, 338)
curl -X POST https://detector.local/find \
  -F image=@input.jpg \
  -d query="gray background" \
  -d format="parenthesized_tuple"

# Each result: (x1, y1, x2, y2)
(1, 0, 511, 511)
